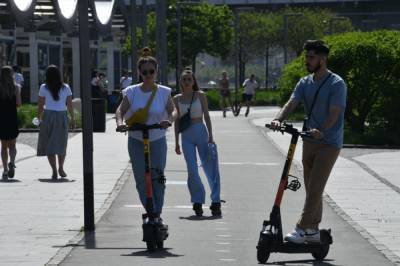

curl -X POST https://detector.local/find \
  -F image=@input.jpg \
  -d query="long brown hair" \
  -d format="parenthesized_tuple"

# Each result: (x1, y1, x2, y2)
(0, 66, 17, 100)
(46, 65, 64, 101)
(180, 68, 200, 92)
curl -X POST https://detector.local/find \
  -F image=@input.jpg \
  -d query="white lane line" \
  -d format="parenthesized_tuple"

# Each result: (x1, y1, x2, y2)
(216, 221, 227, 224)
(217, 235, 232, 238)
(219, 258, 236, 262)
(219, 162, 278, 166)
(216, 250, 231, 253)
(124, 205, 192, 209)
(166, 180, 187, 185)
(217, 242, 231, 245)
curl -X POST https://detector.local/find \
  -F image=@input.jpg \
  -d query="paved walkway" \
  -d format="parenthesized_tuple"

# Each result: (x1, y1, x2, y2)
(0, 108, 399, 265)
(61, 108, 393, 266)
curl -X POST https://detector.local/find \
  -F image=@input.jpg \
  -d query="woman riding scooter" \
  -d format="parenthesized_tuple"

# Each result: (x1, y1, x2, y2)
(116, 48, 177, 228)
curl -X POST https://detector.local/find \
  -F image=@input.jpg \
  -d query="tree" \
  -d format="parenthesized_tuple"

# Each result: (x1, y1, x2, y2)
(283, 7, 354, 56)
(123, 2, 234, 71)
(237, 12, 282, 85)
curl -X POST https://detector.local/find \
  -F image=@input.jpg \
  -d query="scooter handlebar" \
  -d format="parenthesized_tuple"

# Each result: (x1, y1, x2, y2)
(116, 122, 171, 133)
(265, 122, 311, 139)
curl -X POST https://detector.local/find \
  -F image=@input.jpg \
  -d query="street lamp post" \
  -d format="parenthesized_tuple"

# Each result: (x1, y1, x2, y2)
(233, 7, 254, 113)
(234, 10, 239, 113)
(78, 0, 95, 231)
(131, 0, 138, 83)
(283, 13, 303, 64)
(176, 1, 201, 88)
(142, 0, 147, 47)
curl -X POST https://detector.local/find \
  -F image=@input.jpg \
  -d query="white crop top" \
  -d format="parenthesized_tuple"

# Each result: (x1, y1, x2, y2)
(38, 84, 72, 111)
(178, 97, 203, 119)
(124, 84, 171, 142)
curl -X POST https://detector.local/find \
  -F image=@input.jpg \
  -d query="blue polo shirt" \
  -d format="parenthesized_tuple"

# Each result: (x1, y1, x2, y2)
(290, 70, 347, 148)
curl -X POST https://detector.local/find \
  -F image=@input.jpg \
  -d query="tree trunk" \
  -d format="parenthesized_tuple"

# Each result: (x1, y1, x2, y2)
(192, 55, 196, 73)
(265, 45, 269, 89)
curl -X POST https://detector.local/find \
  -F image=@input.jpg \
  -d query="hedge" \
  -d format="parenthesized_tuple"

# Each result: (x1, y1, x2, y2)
(278, 30, 400, 145)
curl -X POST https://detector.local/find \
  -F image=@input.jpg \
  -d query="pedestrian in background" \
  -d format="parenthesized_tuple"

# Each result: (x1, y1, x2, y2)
(120, 69, 133, 91)
(235, 74, 259, 117)
(37, 65, 75, 180)
(218, 71, 233, 118)
(12, 65, 24, 88)
(0, 66, 21, 180)
(174, 68, 222, 217)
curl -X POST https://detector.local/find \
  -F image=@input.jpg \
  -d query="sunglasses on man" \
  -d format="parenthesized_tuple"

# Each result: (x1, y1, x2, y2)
(141, 69, 155, 76)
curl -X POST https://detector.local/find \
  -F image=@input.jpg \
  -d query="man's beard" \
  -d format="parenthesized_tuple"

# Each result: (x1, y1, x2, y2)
(306, 62, 321, 73)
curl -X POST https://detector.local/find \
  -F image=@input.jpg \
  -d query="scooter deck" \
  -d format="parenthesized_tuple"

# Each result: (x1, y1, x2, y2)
(272, 241, 327, 254)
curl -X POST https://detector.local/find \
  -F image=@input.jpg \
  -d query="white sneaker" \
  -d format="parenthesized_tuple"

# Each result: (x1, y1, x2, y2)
(305, 229, 320, 243)
(284, 227, 306, 244)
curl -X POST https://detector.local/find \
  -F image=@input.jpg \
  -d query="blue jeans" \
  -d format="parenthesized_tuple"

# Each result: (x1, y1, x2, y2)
(182, 122, 221, 204)
(128, 136, 167, 215)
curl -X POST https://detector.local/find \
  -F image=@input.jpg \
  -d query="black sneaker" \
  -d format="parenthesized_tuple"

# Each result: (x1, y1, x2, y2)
(8, 163, 15, 178)
(193, 203, 203, 216)
(245, 109, 249, 117)
(210, 202, 222, 216)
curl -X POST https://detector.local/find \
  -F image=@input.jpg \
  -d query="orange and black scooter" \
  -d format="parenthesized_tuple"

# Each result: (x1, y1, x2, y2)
(117, 123, 169, 251)
(256, 123, 332, 263)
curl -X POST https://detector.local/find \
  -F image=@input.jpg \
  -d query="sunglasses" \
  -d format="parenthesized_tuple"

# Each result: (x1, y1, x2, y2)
(141, 69, 155, 76)
(182, 77, 193, 82)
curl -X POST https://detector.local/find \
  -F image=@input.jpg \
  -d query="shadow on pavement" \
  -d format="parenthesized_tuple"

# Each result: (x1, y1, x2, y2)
(266, 259, 340, 266)
(122, 248, 184, 258)
(179, 215, 222, 221)
(38, 178, 76, 183)
(0, 179, 21, 183)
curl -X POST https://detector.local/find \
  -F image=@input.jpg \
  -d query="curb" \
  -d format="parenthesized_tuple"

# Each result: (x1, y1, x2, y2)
(254, 122, 400, 265)
(45, 164, 132, 266)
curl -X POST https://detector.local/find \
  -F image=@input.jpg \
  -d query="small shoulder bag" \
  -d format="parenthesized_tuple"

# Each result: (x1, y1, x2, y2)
(178, 92, 195, 133)
(302, 73, 331, 131)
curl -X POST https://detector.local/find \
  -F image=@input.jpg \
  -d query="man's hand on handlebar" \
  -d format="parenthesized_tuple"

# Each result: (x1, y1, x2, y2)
(309, 128, 324, 139)
(160, 120, 172, 129)
(270, 119, 282, 130)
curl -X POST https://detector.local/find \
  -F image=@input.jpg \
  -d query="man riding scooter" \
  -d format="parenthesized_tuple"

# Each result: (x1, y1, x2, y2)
(270, 40, 347, 244)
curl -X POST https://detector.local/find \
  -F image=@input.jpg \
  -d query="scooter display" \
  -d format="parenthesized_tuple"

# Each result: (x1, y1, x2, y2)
(256, 123, 332, 263)
(117, 123, 169, 251)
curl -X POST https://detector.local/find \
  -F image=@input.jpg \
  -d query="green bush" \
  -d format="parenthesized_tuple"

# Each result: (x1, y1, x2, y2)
(17, 104, 82, 129)
(278, 30, 400, 145)
(17, 104, 37, 128)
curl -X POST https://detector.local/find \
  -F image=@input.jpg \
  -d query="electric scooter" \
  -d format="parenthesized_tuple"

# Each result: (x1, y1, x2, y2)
(256, 123, 332, 263)
(117, 123, 169, 251)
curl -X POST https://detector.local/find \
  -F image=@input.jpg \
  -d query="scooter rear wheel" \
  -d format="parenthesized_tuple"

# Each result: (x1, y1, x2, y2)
(257, 231, 272, 264)
(311, 229, 331, 261)
(157, 240, 164, 249)
(146, 241, 156, 252)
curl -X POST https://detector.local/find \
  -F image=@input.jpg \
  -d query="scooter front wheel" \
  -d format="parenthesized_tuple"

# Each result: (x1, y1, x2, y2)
(311, 229, 332, 261)
(257, 231, 272, 263)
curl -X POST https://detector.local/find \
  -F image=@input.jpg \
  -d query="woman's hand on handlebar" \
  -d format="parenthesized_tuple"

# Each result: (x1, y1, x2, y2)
(270, 119, 281, 130)
(116, 124, 128, 132)
(160, 120, 172, 129)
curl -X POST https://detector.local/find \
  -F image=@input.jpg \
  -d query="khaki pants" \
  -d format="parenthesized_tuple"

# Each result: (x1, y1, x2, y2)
(297, 140, 340, 230)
